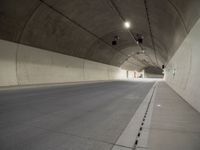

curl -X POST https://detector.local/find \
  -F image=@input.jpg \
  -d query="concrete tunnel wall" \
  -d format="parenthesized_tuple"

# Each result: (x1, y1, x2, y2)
(0, 39, 127, 87)
(165, 17, 200, 112)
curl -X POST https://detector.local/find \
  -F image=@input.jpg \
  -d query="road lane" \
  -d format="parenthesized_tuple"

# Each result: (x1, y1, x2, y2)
(0, 81, 154, 150)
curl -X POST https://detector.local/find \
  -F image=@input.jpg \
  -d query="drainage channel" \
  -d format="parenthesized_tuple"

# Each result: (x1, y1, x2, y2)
(133, 84, 157, 150)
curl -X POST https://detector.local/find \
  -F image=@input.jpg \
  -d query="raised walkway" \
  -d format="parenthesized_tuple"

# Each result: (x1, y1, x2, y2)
(136, 82, 200, 150)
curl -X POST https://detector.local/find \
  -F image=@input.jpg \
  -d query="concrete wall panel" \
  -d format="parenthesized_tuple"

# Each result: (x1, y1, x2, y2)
(165, 18, 200, 112)
(17, 45, 85, 85)
(127, 71, 134, 79)
(108, 66, 127, 80)
(0, 39, 127, 87)
(0, 40, 18, 86)
(84, 60, 109, 81)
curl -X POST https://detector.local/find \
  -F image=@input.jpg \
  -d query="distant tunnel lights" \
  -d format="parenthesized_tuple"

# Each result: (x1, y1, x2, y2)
(124, 21, 131, 29)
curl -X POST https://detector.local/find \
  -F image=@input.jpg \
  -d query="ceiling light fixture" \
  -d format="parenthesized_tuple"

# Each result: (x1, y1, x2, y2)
(124, 21, 131, 29)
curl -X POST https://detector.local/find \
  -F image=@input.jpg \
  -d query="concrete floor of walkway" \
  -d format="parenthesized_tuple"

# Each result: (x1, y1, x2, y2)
(137, 82, 200, 150)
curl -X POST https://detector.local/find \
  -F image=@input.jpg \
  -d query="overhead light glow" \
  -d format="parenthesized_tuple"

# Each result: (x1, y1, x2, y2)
(124, 21, 131, 29)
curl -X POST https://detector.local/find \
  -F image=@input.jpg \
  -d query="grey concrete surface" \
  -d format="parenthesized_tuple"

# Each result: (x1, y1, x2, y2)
(1, 0, 200, 71)
(0, 39, 127, 87)
(0, 81, 154, 150)
(137, 82, 200, 150)
(165, 16, 200, 112)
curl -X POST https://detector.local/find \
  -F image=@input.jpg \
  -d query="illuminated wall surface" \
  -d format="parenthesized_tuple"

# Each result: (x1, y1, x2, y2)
(165, 18, 200, 112)
(0, 40, 127, 86)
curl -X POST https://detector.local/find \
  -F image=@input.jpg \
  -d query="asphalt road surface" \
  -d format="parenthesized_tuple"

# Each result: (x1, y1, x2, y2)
(0, 81, 154, 150)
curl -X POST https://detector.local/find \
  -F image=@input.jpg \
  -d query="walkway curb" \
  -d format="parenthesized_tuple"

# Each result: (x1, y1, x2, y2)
(112, 82, 157, 150)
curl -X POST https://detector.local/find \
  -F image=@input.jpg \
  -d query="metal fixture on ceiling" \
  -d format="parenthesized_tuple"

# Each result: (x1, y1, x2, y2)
(1, 0, 199, 72)
(134, 33, 146, 55)
(38, 0, 143, 68)
(112, 35, 120, 45)
(108, 0, 157, 67)
(135, 33, 144, 45)
(136, 50, 145, 55)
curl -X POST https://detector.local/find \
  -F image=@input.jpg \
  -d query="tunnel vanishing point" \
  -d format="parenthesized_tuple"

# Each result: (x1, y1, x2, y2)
(0, 0, 200, 150)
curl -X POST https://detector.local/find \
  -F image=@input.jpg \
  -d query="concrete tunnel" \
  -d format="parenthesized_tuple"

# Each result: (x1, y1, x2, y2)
(0, 0, 200, 149)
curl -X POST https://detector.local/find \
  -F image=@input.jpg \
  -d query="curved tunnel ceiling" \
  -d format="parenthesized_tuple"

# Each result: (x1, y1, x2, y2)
(0, 0, 200, 72)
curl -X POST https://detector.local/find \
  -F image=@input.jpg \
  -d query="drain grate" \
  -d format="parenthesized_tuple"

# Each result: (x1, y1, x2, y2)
(133, 85, 156, 149)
